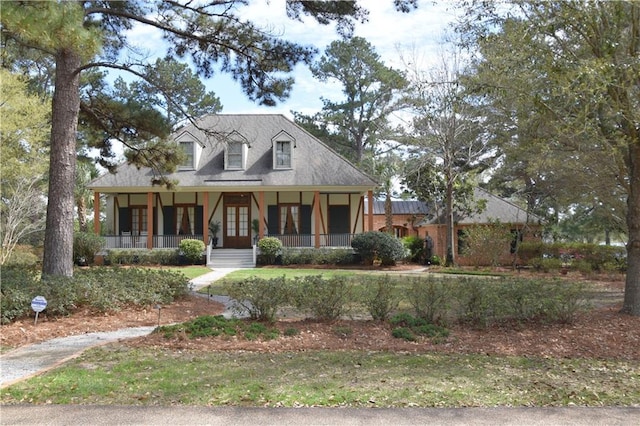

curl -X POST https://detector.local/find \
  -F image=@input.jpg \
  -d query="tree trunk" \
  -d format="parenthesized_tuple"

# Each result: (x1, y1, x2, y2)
(622, 142, 640, 316)
(384, 194, 393, 235)
(42, 50, 81, 278)
(445, 177, 455, 267)
(77, 196, 87, 233)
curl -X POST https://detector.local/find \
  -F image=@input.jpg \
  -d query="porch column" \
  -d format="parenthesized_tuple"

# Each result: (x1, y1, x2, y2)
(314, 191, 320, 248)
(258, 191, 265, 239)
(93, 191, 100, 235)
(202, 192, 209, 245)
(146, 192, 153, 249)
(367, 190, 374, 231)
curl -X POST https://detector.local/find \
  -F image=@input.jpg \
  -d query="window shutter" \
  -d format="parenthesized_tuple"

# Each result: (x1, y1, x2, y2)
(195, 206, 204, 235)
(267, 205, 279, 234)
(163, 206, 174, 235)
(300, 205, 312, 234)
(119, 208, 131, 233)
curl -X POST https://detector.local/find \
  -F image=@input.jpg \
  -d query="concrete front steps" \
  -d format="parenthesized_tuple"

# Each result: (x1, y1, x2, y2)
(208, 248, 254, 268)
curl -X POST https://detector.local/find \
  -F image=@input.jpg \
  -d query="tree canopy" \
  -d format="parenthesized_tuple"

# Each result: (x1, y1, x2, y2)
(457, 0, 640, 315)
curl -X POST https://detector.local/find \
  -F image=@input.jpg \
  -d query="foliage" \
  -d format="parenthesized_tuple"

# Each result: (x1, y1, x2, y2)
(351, 231, 404, 266)
(458, 0, 639, 315)
(281, 247, 355, 265)
(291, 275, 354, 321)
(158, 315, 240, 339)
(73, 232, 105, 265)
(402, 235, 424, 262)
(406, 276, 452, 324)
(0, 266, 188, 323)
(179, 239, 205, 264)
(224, 276, 291, 322)
(257, 237, 283, 265)
(461, 223, 513, 267)
(106, 249, 179, 266)
(389, 313, 449, 342)
(1, 245, 40, 267)
(358, 275, 400, 321)
(401, 47, 490, 266)
(0, 176, 47, 266)
(294, 36, 407, 163)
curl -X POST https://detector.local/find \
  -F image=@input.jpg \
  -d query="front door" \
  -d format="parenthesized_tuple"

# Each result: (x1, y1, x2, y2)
(224, 193, 251, 248)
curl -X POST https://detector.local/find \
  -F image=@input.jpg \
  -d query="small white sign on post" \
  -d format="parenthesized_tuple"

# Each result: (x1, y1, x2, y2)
(31, 295, 47, 325)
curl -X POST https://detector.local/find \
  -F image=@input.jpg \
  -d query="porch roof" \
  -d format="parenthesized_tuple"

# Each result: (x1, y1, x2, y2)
(89, 114, 378, 192)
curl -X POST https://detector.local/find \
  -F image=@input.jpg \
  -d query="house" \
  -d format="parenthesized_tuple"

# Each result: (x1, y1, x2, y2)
(367, 188, 542, 265)
(89, 114, 378, 265)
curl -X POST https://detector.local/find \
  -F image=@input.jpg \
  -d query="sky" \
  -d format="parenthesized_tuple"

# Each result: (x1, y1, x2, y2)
(126, 0, 461, 120)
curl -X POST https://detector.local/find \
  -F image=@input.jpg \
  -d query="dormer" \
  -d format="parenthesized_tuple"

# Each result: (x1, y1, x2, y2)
(225, 131, 248, 170)
(175, 130, 202, 170)
(272, 130, 295, 170)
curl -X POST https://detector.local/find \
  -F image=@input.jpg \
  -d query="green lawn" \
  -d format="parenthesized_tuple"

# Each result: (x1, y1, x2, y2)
(2, 348, 637, 407)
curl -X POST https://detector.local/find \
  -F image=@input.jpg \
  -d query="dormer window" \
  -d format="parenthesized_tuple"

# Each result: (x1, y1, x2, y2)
(225, 132, 248, 170)
(272, 131, 295, 170)
(179, 141, 195, 169)
(275, 140, 292, 168)
(227, 141, 242, 168)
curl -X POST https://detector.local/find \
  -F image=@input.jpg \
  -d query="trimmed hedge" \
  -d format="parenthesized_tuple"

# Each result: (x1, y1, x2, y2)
(0, 265, 189, 324)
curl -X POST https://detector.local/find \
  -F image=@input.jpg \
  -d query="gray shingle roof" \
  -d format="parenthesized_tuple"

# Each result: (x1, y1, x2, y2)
(89, 114, 377, 191)
(415, 187, 540, 226)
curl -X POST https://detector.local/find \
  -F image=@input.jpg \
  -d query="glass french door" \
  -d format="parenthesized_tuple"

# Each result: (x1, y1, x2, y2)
(224, 194, 251, 248)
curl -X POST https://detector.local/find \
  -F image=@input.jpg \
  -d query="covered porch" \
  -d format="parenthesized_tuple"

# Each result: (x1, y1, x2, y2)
(93, 189, 375, 250)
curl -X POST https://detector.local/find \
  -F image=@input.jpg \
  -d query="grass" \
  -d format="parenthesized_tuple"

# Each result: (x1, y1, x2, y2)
(161, 266, 213, 280)
(2, 347, 638, 407)
(199, 267, 414, 295)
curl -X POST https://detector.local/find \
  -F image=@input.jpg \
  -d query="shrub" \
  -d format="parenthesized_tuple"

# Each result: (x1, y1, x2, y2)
(281, 247, 355, 266)
(106, 249, 179, 266)
(461, 223, 513, 267)
(73, 232, 105, 265)
(351, 231, 404, 266)
(402, 236, 424, 263)
(292, 275, 353, 320)
(179, 239, 205, 264)
(358, 275, 400, 321)
(391, 327, 416, 341)
(455, 277, 499, 328)
(257, 237, 283, 265)
(531, 257, 563, 272)
(389, 313, 450, 342)
(0, 265, 41, 323)
(406, 276, 452, 324)
(224, 275, 291, 322)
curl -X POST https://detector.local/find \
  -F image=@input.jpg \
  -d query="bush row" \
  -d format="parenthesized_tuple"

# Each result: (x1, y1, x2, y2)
(223, 274, 588, 326)
(0, 265, 189, 324)
(518, 241, 627, 273)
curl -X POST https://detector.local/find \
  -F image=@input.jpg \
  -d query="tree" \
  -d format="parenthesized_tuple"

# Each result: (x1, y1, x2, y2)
(0, 69, 50, 263)
(295, 36, 408, 163)
(402, 47, 490, 266)
(1, 0, 388, 278)
(457, 1, 640, 315)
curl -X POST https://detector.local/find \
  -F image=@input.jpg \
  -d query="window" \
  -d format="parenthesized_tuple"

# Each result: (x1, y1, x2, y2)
(226, 141, 243, 169)
(272, 131, 295, 169)
(131, 207, 148, 235)
(275, 140, 292, 169)
(179, 141, 194, 168)
(176, 206, 195, 235)
(280, 205, 299, 234)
